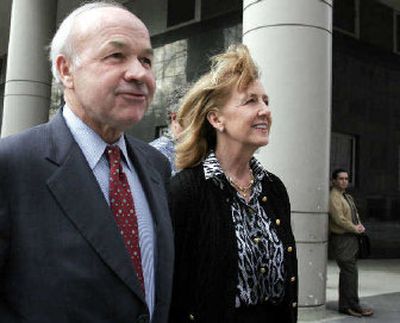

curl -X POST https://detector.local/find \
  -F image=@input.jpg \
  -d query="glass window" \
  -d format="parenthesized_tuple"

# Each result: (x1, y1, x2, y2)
(360, 0, 393, 51)
(395, 12, 400, 53)
(0, 55, 6, 126)
(398, 145, 400, 191)
(167, 0, 197, 27)
(201, 0, 241, 20)
(0, 55, 6, 84)
(333, 0, 359, 37)
(330, 132, 357, 186)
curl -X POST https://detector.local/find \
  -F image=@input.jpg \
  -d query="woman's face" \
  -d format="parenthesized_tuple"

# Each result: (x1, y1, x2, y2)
(212, 79, 271, 153)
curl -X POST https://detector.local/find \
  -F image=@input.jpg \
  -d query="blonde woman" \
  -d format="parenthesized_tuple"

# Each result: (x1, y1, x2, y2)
(168, 45, 298, 323)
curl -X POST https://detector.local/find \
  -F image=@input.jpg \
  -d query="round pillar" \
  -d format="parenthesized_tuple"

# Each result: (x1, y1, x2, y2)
(243, 0, 332, 320)
(1, 0, 57, 137)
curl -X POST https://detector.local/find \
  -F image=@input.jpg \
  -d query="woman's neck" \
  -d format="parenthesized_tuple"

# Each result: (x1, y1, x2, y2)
(215, 145, 254, 182)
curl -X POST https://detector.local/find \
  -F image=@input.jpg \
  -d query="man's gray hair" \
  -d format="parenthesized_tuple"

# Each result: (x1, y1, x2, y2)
(49, 1, 127, 88)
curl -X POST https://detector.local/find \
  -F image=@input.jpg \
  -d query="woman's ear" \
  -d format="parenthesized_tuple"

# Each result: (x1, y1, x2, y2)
(56, 55, 74, 89)
(207, 111, 224, 133)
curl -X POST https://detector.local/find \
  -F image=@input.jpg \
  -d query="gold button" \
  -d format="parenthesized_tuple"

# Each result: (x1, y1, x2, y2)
(287, 246, 293, 253)
(262, 196, 268, 202)
(275, 219, 281, 226)
(290, 276, 296, 282)
(292, 302, 297, 308)
(260, 267, 266, 274)
(189, 314, 195, 321)
(253, 237, 261, 244)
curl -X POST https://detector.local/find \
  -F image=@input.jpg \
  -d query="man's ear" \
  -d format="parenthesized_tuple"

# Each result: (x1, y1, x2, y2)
(206, 110, 224, 131)
(56, 55, 74, 89)
(170, 112, 177, 122)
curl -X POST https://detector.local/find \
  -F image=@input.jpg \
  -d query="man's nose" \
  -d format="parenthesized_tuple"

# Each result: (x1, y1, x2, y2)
(125, 58, 149, 82)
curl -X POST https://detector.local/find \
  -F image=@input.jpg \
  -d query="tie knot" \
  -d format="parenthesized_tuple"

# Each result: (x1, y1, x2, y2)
(106, 145, 121, 164)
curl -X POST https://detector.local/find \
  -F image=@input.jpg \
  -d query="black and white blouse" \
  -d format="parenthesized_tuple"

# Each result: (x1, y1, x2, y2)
(203, 152, 285, 307)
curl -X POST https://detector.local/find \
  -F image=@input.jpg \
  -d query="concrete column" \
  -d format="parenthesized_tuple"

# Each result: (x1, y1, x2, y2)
(243, 0, 332, 320)
(1, 0, 57, 137)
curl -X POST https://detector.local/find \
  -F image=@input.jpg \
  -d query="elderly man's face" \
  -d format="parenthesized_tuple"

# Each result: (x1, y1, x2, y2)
(61, 7, 156, 142)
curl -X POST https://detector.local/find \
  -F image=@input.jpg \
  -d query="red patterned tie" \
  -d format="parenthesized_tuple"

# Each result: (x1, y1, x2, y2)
(106, 145, 145, 293)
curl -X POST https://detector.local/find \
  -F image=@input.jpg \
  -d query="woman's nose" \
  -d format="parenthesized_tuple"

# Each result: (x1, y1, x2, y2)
(258, 100, 271, 117)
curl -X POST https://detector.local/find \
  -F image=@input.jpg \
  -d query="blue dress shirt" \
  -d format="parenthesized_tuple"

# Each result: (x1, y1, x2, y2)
(63, 106, 155, 316)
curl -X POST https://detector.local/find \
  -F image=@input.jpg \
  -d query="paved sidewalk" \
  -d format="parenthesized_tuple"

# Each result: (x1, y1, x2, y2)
(300, 259, 400, 322)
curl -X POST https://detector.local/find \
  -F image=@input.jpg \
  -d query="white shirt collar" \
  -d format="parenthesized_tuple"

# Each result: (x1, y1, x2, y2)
(62, 105, 130, 170)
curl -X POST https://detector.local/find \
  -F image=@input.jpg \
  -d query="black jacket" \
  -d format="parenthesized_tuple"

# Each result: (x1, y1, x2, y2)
(168, 164, 298, 323)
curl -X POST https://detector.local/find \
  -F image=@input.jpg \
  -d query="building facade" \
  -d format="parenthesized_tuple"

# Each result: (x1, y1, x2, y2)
(0, 0, 399, 319)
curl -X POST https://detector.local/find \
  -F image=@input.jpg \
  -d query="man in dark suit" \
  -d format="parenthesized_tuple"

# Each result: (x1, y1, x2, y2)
(0, 2, 173, 322)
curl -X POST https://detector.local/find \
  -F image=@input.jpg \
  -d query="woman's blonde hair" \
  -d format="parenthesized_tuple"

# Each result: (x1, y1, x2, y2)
(175, 44, 260, 169)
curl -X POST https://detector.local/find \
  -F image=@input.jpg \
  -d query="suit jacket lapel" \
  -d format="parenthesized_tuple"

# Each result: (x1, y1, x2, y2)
(125, 137, 167, 229)
(45, 112, 146, 304)
(125, 136, 174, 317)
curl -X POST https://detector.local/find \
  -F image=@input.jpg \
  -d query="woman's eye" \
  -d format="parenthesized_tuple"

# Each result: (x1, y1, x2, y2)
(245, 98, 256, 104)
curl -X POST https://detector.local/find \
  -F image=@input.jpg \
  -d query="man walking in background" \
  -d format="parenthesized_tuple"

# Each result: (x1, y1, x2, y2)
(150, 88, 186, 175)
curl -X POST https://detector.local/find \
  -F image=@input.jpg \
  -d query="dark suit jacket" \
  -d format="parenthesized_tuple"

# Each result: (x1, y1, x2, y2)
(0, 111, 174, 323)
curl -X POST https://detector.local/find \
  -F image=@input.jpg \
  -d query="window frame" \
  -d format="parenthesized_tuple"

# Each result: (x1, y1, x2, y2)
(166, 0, 201, 31)
(330, 132, 357, 187)
(394, 10, 400, 54)
(333, 0, 360, 39)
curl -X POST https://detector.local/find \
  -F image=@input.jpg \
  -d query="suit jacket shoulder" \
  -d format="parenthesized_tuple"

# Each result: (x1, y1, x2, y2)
(125, 135, 171, 181)
(0, 113, 174, 323)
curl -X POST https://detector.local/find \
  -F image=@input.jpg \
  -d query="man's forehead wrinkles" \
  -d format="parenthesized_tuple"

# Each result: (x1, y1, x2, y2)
(112, 38, 125, 46)
(108, 40, 127, 48)
(101, 40, 153, 55)
(144, 48, 154, 56)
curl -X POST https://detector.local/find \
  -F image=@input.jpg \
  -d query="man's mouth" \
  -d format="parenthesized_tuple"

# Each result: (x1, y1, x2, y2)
(118, 91, 147, 101)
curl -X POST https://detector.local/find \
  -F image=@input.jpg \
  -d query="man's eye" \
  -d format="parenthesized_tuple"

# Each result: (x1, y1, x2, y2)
(139, 57, 152, 67)
(263, 99, 269, 106)
(107, 52, 124, 60)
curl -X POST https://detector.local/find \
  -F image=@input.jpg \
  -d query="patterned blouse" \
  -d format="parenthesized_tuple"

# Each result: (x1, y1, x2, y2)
(203, 152, 285, 307)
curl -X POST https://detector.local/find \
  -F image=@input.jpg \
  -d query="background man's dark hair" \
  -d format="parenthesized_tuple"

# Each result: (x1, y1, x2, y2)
(166, 85, 190, 123)
(332, 168, 348, 180)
